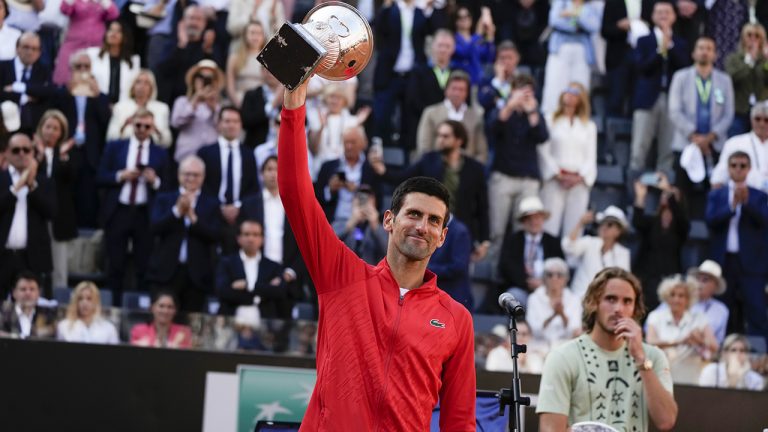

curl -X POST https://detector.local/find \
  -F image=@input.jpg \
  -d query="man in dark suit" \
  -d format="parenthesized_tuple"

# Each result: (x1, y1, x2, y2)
(705, 151, 768, 343)
(0, 272, 56, 339)
(0, 134, 55, 299)
(427, 215, 473, 311)
(147, 155, 221, 312)
(197, 106, 260, 253)
(0, 32, 55, 134)
(315, 126, 380, 224)
(51, 50, 111, 228)
(629, 1, 689, 175)
(216, 219, 285, 318)
(370, 120, 490, 262)
(98, 109, 170, 305)
(240, 71, 283, 150)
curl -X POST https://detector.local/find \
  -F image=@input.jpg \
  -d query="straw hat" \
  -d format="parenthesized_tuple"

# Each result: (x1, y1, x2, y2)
(184, 59, 225, 92)
(516, 196, 550, 221)
(688, 260, 727, 295)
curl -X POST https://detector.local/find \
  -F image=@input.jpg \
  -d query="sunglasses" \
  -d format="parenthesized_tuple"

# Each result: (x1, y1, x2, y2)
(10, 147, 32, 155)
(729, 162, 749, 169)
(544, 271, 567, 278)
(753, 116, 768, 123)
(73, 63, 91, 70)
(134, 123, 153, 130)
(180, 171, 202, 178)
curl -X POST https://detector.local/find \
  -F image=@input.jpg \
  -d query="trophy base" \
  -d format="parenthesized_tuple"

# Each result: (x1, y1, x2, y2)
(257, 23, 328, 91)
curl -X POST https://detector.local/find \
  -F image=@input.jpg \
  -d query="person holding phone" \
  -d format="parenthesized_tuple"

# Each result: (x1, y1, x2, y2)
(171, 59, 223, 163)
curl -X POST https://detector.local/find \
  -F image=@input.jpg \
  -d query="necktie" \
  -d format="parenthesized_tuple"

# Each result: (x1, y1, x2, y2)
(525, 238, 538, 275)
(129, 143, 144, 205)
(224, 143, 235, 204)
(22, 67, 30, 83)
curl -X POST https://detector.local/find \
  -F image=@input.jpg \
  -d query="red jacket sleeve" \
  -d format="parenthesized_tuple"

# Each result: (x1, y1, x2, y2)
(438, 306, 477, 431)
(277, 106, 370, 295)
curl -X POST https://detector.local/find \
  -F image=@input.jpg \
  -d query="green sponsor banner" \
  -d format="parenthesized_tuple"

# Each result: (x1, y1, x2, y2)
(237, 365, 317, 432)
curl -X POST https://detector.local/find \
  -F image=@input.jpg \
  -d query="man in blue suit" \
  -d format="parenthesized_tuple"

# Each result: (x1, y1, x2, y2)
(147, 155, 221, 312)
(216, 219, 285, 319)
(427, 215, 473, 311)
(705, 151, 768, 343)
(97, 109, 170, 305)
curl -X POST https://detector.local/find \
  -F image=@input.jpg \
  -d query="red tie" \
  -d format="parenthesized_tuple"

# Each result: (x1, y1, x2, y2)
(129, 143, 144, 205)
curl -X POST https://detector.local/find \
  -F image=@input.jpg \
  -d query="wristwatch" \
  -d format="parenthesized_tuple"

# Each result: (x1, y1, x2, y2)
(635, 357, 653, 371)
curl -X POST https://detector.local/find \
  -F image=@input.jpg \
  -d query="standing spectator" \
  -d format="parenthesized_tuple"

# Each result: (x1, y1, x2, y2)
(563, 207, 631, 297)
(711, 101, 768, 191)
(426, 215, 473, 310)
(130, 291, 192, 348)
(225, 20, 266, 108)
(86, 20, 140, 104)
(493, 196, 565, 312)
(98, 109, 169, 304)
(143, 0, 182, 73)
(538, 82, 597, 238)
(540, 0, 601, 114)
(629, 1, 689, 175)
(196, 0, 231, 69)
(526, 257, 583, 345)
(631, 172, 689, 309)
(674, 0, 706, 54)
(705, 150, 768, 342)
(0, 32, 55, 135)
(478, 40, 520, 117)
(646, 275, 719, 384)
(689, 259, 729, 344)
(0, 272, 56, 339)
(706, 0, 748, 71)
(34, 109, 77, 290)
(699, 333, 766, 390)
(450, 6, 495, 86)
(226, 0, 283, 41)
(724, 23, 768, 137)
(240, 69, 282, 150)
(56, 281, 119, 344)
(0, 133, 54, 298)
(171, 59, 222, 162)
(52, 0, 119, 85)
(106, 70, 172, 148)
(0, 0, 22, 61)
(331, 185, 388, 266)
(197, 106, 260, 253)
(51, 49, 111, 228)
(147, 155, 221, 312)
(501, 0, 549, 74)
(488, 74, 548, 249)
(415, 71, 487, 163)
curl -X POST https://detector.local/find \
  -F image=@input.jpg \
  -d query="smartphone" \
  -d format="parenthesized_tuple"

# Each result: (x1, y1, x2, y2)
(370, 137, 384, 160)
(337, 171, 346, 182)
(357, 191, 370, 206)
(639, 172, 660, 187)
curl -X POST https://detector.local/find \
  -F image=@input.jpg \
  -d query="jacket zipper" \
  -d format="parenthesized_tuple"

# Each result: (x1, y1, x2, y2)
(374, 293, 406, 432)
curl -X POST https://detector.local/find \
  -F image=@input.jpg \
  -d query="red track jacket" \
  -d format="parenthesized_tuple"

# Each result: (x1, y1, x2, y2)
(278, 106, 476, 431)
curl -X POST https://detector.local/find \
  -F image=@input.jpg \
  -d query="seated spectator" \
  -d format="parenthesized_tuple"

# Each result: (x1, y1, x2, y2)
(241, 69, 282, 150)
(232, 305, 266, 351)
(451, 6, 495, 86)
(485, 321, 545, 373)
(0, 32, 55, 135)
(53, 0, 119, 85)
(56, 281, 119, 344)
(526, 257, 582, 346)
(711, 101, 768, 191)
(493, 196, 565, 312)
(698, 333, 766, 390)
(225, 20, 265, 108)
(426, 215, 473, 310)
(689, 260, 729, 345)
(34, 109, 77, 289)
(216, 219, 286, 319)
(332, 185, 387, 266)
(308, 84, 370, 179)
(130, 291, 192, 348)
(147, 155, 221, 313)
(86, 20, 140, 104)
(171, 59, 222, 162)
(416, 71, 487, 163)
(646, 274, 719, 384)
(0, 271, 56, 339)
(0, 133, 55, 298)
(631, 173, 689, 309)
(106, 69, 172, 148)
(563, 206, 631, 297)
(725, 23, 768, 137)
(538, 82, 597, 238)
(541, 0, 601, 114)
(0, 0, 21, 61)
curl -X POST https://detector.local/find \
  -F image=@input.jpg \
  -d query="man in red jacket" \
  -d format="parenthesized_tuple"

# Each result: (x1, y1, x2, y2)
(278, 82, 476, 431)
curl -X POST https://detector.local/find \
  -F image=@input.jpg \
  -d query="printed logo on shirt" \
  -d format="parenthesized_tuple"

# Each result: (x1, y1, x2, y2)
(429, 319, 446, 329)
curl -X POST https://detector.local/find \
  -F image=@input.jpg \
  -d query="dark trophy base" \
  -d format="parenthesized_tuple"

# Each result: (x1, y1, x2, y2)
(257, 23, 327, 91)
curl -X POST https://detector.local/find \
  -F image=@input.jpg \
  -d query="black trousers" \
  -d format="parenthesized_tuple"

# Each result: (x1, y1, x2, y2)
(105, 205, 151, 306)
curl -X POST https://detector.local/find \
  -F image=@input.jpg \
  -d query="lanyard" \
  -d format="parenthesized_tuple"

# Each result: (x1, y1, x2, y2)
(695, 76, 713, 104)
(433, 66, 450, 89)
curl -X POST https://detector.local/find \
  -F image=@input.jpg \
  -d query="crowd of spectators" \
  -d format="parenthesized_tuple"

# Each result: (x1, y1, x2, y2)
(1, 0, 768, 390)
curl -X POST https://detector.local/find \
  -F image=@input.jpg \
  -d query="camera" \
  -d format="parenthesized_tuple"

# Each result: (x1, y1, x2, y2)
(202, 76, 213, 86)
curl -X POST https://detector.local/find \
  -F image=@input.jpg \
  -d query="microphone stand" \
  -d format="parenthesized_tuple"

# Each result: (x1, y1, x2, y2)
(498, 313, 530, 432)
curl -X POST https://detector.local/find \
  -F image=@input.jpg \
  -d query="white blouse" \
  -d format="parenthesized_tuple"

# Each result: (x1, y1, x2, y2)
(646, 307, 712, 384)
(526, 286, 583, 345)
(538, 114, 598, 186)
(562, 235, 631, 297)
(57, 318, 120, 344)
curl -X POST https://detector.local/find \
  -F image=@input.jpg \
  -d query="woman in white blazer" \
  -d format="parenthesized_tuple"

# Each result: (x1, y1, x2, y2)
(87, 21, 140, 104)
(106, 69, 172, 147)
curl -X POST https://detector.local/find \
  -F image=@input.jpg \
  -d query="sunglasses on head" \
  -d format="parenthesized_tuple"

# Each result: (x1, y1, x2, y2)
(10, 146, 32, 155)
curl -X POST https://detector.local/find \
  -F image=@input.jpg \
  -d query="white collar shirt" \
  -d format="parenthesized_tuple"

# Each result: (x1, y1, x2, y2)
(240, 250, 262, 292)
(727, 181, 742, 253)
(443, 99, 467, 121)
(5, 165, 29, 249)
(262, 188, 285, 264)
(118, 136, 152, 205)
(15, 304, 34, 338)
(218, 137, 243, 205)
(393, 0, 416, 73)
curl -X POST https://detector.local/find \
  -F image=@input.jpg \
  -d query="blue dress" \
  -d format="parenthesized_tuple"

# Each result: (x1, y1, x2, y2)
(451, 32, 496, 85)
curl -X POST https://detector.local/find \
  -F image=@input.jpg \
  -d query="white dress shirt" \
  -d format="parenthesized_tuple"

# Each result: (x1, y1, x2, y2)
(539, 114, 598, 186)
(711, 132, 768, 191)
(5, 165, 29, 249)
(57, 318, 120, 344)
(217, 137, 243, 205)
(240, 250, 262, 293)
(44, 147, 54, 178)
(118, 136, 154, 205)
(11, 57, 30, 105)
(262, 188, 285, 264)
(443, 100, 467, 121)
(562, 235, 631, 297)
(393, 0, 416, 73)
(526, 286, 583, 344)
(15, 305, 34, 338)
(172, 187, 201, 263)
(726, 181, 742, 253)
(524, 232, 544, 279)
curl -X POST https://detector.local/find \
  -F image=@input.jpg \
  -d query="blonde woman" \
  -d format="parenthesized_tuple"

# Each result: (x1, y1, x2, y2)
(57, 282, 119, 344)
(646, 275, 719, 384)
(725, 23, 768, 137)
(699, 333, 765, 390)
(538, 82, 597, 237)
(226, 21, 267, 107)
(106, 69, 172, 147)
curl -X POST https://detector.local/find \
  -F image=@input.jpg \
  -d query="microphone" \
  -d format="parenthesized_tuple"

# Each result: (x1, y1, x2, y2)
(498, 293, 525, 317)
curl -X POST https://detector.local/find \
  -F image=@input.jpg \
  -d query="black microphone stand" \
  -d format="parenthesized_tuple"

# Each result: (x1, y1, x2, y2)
(498, 313, 530, 432)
